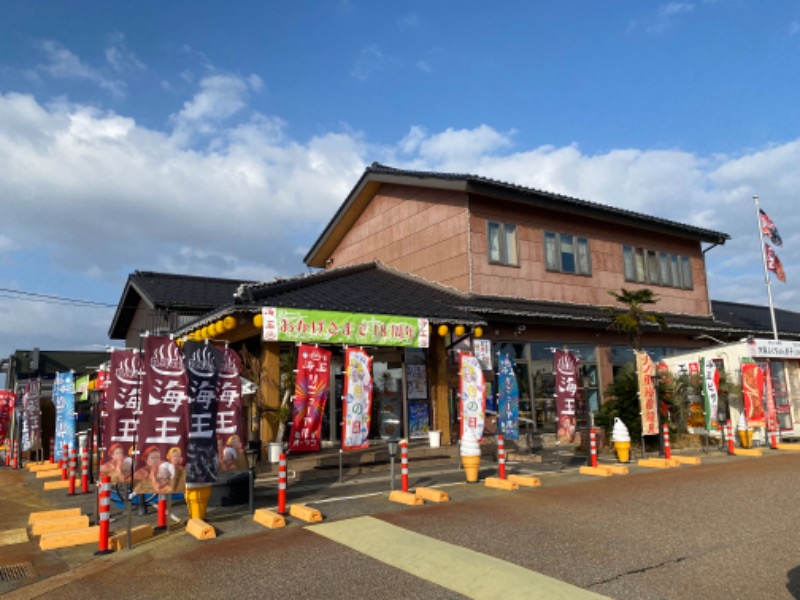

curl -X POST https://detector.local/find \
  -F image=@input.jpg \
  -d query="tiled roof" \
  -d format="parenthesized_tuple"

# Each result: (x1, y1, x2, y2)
(174, 262, 800, 342)
(234, 262, 485, 325)
(108, 271, 255, 339)
(711, 300, 800, 337)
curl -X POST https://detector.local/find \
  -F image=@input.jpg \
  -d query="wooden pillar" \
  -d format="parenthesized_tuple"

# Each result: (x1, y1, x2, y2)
(428, 333, 451, 446)
(259, 342, 281, 450)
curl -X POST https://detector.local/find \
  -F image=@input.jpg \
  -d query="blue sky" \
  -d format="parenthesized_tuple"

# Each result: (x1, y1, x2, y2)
(1, 1, 800, 370)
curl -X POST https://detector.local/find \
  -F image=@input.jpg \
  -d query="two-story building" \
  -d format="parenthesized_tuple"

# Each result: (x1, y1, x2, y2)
(170, 162, 788, 453)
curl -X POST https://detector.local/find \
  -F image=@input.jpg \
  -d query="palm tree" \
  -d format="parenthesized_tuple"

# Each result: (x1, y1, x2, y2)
(606, 288, 668, 351)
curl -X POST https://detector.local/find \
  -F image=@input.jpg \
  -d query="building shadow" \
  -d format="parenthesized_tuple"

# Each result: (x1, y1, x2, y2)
(786, 565, 800, 598)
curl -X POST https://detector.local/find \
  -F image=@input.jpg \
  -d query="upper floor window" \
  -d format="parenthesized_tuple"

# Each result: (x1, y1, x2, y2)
(488, 221, 519, 266)
(622, 245, 693, 289)
(544, 232, 591, 275)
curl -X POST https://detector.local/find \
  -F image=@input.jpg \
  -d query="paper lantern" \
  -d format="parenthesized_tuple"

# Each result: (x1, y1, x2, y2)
(454, 325, 466, 337)
(215, 320, 224, 335)
(201, 326, 209, 339)
(473, 327, 484, 338)
(223, 316, 236, 330)
(253, 313, 263, 328)
(437, 324, 449, 337)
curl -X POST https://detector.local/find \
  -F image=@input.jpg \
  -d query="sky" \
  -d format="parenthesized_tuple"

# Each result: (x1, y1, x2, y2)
(1, 1, 800, 372)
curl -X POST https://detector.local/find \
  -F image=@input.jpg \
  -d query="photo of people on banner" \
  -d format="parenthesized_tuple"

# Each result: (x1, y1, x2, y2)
(289, 344, 332, 452)
(342, 347, 373, 450)
(459, 352, 486, 441)
(99, 337, 245, 495)
(554, 350, 579, 444)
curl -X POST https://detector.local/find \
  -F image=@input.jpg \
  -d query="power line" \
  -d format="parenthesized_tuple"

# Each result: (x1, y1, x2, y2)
(0, 288, 116, 308)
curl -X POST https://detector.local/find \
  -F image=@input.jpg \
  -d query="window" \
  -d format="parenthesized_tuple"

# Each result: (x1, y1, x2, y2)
(488, 221, 519, 266)
(622, 245, 694, 290)
(544, 231, 591, 275)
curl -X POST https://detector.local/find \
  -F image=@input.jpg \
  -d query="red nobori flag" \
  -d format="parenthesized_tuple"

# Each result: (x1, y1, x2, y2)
(101, 350, 143, 485)
(342, 347, 373, 451)
(289, 344, 331, 453)
(135, 336, 188, 495)
(760, 209, 783, 246)
(765, 243, 786, 282)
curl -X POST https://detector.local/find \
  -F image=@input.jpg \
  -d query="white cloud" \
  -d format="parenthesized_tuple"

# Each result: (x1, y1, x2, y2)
(2, 76, 800, 358)
(629, 3, 696, 34)
(350, 44, 391, 81)
(105, 32, 146, 73)
(397, 14, 420, 31)
(37, 40, 126, 99)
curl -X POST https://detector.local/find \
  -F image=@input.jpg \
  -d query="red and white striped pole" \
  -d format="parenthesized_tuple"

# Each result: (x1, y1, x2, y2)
(81, 446, 89, 493)
(663, 423, 671, 459)
(95, 475, 112, 555)
(277, 453, 287, 515)
(49, 437, 55, 464)
(12, 438, 19, 469)
(589, 428, 598, 468)
(400, 440, 409, 492)
(4, 439, 9, 467)
(61, 444, 68, 480)
(68, 446, 77, 495)
(768, 418, 779, 449)
(156, 495, 167, 530)
(497, 434, 507, 478)
(726, 420, 735, 455)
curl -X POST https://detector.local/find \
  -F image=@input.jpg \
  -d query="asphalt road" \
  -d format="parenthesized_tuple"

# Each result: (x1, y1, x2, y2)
(3, 451, 800, 599)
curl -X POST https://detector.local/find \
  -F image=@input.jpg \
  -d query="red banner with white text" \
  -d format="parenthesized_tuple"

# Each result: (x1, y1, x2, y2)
(289, 345, 331, 453)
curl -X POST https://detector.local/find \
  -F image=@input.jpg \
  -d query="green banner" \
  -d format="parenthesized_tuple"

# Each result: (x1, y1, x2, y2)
(74, 374, 90, 402)
(262, 307, 429, 348)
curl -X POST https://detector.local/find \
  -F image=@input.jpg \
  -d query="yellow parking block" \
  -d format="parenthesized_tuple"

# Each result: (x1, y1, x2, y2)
(110, 525, 154, 549)
(31, 515, 90, 536)
(28, 462, 60, 472)
(733, 448, 763, 457)
(602, 464, 629, 475)
(43, 480, 71, 490)
(579, 466, 613, 477)
(389, 490, 424, 505)
(507, 474, 542, 487)
(776, 443, 800, 451)
(289, 504, 323, 523)
(485, 477, 520, 490)
(671, 456, 702, 465)
(28, 508, 82, 525)
(39, 526, 99, 550)
(415, 487, 449, 503)
(637, 458, 676, 468)
(36, 469, 63, 479)
(254, 509, 286, 529)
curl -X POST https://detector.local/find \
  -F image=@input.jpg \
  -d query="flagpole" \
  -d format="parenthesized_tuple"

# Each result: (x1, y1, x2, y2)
(754, 195, 779, 340)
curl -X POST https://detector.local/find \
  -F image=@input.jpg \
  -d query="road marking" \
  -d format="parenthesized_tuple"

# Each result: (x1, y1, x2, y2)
(309, 516, 608, 599)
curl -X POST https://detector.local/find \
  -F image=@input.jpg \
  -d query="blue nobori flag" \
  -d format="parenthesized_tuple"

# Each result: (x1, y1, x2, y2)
(497, 353, 519, 440)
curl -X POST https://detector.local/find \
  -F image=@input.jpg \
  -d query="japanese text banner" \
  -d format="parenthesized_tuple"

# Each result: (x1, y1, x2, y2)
(289, 345, 332, 453)
(262, 307, 429, 348)
(459, 352, 486, 442)
(555, 350, 579, 443)
(342, 347, 373, 451)
(636, 352, 658, 436)
(135, 337, 188, 495)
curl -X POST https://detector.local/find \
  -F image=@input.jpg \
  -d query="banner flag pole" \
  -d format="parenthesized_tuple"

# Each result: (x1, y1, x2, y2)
(754, 195, 779, 340)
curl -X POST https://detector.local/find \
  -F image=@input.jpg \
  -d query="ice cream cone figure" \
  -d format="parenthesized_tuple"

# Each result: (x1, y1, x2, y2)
(737, 413, 752, 448)
(612, 418, 631, 463)
(460, 429, 481, 483)
(186, 484, 212, 520)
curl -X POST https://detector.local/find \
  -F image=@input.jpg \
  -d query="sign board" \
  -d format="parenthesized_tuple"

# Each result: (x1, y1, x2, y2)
(262, 307, 429, 348)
